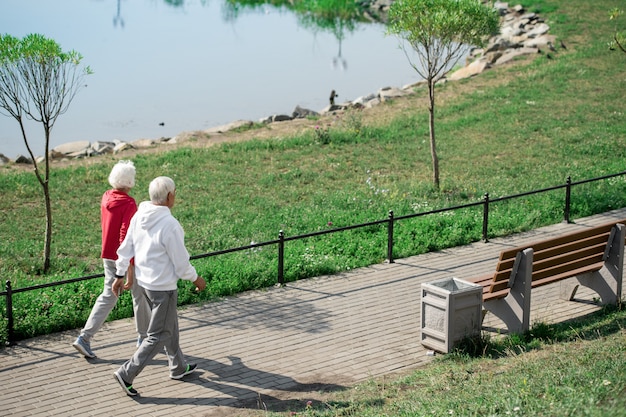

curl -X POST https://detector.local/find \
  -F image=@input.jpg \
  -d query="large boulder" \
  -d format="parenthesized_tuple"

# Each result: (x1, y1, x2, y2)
(448, 59, 490, 80)
(52, 140, 90, 156)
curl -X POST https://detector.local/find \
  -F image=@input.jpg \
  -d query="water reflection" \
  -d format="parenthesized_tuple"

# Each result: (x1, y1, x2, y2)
(0, 0, 421, 158)
(113, 0, 124, 28)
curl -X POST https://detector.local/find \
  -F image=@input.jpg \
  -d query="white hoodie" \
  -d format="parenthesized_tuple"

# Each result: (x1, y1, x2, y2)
(115, 201, 197, 291)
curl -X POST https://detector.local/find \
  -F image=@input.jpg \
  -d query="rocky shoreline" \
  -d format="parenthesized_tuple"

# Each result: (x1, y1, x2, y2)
(0, 2, 558, 167)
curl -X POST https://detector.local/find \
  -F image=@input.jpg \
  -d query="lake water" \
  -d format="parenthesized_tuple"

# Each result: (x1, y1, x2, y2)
(0, 0, 423, 158)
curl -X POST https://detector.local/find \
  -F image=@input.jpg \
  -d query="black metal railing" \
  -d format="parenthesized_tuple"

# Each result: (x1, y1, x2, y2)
(2, 171, 625, 345)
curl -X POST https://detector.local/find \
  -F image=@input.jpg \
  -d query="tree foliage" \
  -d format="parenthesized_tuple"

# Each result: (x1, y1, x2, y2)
(0, 33, 91, 273)
(387, 0, 499, 189)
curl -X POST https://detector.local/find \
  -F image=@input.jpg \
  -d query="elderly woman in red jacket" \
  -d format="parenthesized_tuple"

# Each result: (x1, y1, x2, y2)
(72, 160, 150, 359)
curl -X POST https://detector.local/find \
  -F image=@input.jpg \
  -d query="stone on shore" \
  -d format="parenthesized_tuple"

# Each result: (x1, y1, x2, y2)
(52, 141, 91, 155)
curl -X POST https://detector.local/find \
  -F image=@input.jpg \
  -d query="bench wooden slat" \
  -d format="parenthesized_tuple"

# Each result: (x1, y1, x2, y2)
(495, 237, 607, 275)
(532, 252, 604, 282)
(531, 262, 604, 288)
(533, 235, 608, 262)
(488, 251, 605, 294)
(483, 288, 510, 302)
(533, 244, 605, 274)
(496, 221, 622, 262)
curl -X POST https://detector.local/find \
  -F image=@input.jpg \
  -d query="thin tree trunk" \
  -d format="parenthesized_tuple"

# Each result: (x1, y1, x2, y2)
(428, 78, 440, 189)
(43, 183, 51, 273)
(43, 125, 52, 273)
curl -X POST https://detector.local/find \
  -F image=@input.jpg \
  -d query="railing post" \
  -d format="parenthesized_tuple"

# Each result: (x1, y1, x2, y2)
(482, 193, 490, 243)
(277, 230, 285, 286)
(387, 210, 395, 263)
(564, 176, 572, 224)
(6, 280, 15, 346)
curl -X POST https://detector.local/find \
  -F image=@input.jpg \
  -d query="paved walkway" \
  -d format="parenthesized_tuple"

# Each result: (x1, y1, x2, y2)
(2, 208, 625, 416)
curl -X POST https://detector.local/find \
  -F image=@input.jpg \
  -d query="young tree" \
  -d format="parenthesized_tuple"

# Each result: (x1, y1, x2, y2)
(609, 8, 625, 54)
(0, 34, 91, 273)
(387, 0, 499, 189)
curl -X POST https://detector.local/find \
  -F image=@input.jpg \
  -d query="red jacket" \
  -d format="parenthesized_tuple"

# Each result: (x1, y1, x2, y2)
(101, 189, 137, 260)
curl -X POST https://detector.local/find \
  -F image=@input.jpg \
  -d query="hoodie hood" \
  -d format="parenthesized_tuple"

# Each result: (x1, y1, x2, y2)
(137, 201, 171, 231)
(103, 189, 134, 210)
(115, 199, 197, 290)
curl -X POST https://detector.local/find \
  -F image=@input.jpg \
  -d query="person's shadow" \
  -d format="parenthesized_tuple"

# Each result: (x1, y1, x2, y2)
(132, 354, 347, 412)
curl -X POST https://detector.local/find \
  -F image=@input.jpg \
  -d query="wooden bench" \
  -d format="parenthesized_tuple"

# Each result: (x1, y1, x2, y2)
(464, 219, 625, 333)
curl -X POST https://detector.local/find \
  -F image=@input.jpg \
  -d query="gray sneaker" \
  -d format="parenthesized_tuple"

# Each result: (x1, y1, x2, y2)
(72, 335, 96, 358)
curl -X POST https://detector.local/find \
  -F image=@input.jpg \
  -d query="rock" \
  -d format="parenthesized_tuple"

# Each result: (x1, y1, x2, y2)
(15, 154, 33, 164)
(448, 59, 489, 80)
(485, 37, 514, 53)
(271, 114, 293, 122)
(379, 86, 409, 101)
(524, 34, 556, 49)
(131, 139, 156, 148)
(0, 153, 9, 166)
(170, 131, 202, 144)
(292, 105, 318, 119)
(91, 141, 115, 154)
(494, 47, 538, 65)
(526, 23, 550, 38)
(352, 93, 378, 105)
(320, 104, 348, 114)
(52, 140, 90, 155)
(484, 50, 505, 64)
(67, 149, 91, 158)
(364, 98, 381, 108)
(113, 142, 134, 153)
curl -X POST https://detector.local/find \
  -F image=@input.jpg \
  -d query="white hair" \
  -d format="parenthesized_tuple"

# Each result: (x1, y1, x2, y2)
(108, 160, 136, 189)
(149, 176, 175, 204)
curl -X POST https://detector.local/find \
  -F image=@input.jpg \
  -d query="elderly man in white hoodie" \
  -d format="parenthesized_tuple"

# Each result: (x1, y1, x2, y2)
(112, 176, 206, 397)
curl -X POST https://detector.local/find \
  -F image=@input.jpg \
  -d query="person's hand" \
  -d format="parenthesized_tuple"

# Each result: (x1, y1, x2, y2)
(112, 278, 125, 297)
(123, 267, 134, 291)
(193, 276, 206, 292)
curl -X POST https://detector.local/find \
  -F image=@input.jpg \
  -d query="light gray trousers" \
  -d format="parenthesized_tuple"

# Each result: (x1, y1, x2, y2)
(80, 259, 151, 342)
(117, 288, 187, 383)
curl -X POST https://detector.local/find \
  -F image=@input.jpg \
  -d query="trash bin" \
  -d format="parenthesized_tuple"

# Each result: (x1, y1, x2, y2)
(421, 277, 483, 353)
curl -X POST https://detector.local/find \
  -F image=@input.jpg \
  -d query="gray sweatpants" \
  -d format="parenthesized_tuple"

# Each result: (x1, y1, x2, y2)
(116, 288, 187, 383)
(80, 259, 151, 342)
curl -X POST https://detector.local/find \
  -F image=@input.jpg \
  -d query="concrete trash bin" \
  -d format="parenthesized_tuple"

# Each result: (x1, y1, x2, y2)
(421, 277, 483, 353)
